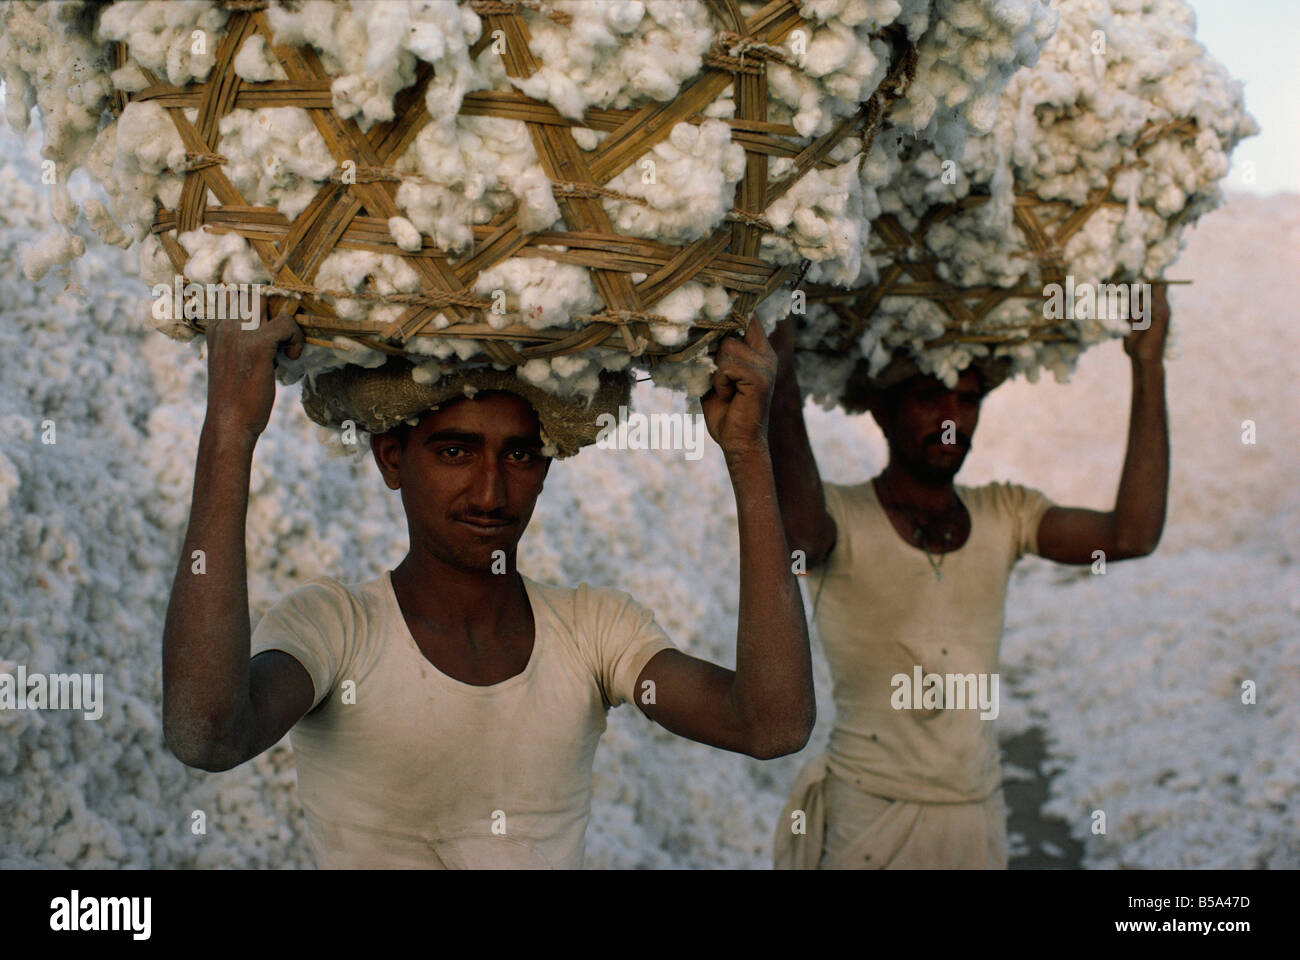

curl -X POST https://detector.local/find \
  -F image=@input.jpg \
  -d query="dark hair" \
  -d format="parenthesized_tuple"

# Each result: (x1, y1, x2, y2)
(385, 416, 422, 449)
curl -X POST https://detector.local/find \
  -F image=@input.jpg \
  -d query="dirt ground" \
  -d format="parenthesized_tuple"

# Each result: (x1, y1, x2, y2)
(1002, 727, 1085, 869)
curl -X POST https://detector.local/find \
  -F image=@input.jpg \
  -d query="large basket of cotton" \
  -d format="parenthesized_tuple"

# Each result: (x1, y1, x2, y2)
(1, 0, 1061, 421)
(765, 0, 1257, 408)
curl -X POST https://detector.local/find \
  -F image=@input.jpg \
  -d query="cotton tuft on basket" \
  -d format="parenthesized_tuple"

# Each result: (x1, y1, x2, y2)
(0, 0, 1055, 437)
(764, 0, 1257, 409)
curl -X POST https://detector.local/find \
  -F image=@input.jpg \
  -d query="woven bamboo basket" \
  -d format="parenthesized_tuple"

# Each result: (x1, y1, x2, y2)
(803, 116, 1199, 358)
(109, 0, 918, 374)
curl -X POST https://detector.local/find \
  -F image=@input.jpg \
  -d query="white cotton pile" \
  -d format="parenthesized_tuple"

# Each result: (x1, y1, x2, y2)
(0, 0, 116, 249)
(776, 0, 1257, 408)
(216, 107, 337, 220)
(1, 0, 1055, 410)
(0, 123, 314, 869)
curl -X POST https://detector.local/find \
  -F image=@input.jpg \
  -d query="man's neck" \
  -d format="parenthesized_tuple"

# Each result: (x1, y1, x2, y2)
(390, 548, 527, 642)
(878, 463, 958, 513)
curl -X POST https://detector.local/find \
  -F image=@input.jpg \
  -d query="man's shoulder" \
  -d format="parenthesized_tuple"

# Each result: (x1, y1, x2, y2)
(957, 479, 1053, 516)
(522, 575, 647, 624)
(824, 477, 874, 497)
(957, 478, 1035, 498)
(823, 477, 879, 515)
(259, 572, 385, 621)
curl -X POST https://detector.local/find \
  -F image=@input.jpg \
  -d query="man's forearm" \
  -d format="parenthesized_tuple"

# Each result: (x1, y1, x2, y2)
(161, 421, 259, 762)
(1113, 357, 1169, 554)
(727, 447, 815, 757)
(767, 361, 834, 563)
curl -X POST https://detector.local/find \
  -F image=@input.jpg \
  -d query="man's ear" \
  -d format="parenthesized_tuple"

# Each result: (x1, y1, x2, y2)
(371, 432, 402, 490)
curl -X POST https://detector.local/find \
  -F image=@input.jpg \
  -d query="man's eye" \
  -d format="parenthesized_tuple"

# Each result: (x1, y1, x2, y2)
(438, 446, 468, 459)
(507, 449, 537, 463)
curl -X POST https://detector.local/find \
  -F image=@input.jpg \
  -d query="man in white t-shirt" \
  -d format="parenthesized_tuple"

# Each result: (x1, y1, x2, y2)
(161, 311, 814, 869)
(768, 287, 1171, 869)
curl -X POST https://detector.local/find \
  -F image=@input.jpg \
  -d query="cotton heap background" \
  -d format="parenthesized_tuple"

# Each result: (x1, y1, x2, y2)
(0, 0, 1055, 407)
(1, 108, 1297, 867)
(768, 0, 1257, 408)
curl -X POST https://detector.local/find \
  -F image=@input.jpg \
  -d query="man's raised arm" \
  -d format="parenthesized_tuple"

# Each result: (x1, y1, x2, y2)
(1036, 283, 1172, 563)
(766, 319, 837, 568)
(161, 310, 314, 772)
(633, 319, 815, 760)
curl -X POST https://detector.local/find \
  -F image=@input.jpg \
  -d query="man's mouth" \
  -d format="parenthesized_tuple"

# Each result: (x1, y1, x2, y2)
(455, 516, 515, 532)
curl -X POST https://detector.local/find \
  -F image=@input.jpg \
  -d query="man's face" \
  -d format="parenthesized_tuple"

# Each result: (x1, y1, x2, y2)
(872, 369, 983, 482)
(371, 392, 550, 573)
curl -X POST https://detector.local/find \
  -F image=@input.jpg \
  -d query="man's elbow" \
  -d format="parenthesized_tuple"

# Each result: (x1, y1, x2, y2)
(745, 710, 816, 760)
(1114, 531, 1161, 559)
(787, 525, 834, 571)
(163, 719, 243, 773)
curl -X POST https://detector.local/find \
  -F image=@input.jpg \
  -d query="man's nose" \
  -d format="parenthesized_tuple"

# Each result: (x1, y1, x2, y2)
(935, 390, 962, 422)
(468, 457, 508, 513)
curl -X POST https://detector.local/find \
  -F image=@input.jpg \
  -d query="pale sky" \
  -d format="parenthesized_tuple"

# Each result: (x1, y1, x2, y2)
(1186, 0, 1299, 194)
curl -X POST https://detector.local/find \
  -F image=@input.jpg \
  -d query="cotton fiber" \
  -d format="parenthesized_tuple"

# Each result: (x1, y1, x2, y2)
(776, 0, 1256, 407)
(1, 0, 1055, 415)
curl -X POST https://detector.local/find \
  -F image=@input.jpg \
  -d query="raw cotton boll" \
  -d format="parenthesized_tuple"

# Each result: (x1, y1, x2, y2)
(596, 349, 633, 372)
(604, 1, 647, 34)
(217, 108, 335, 219)
(654, 284, 707, 329)
(602, 120, 745, 243)
(472, 258, 601, 331)
(806, 24, 888, 114)
(82, 199, 130, 248)
(518, 357, 557, 390)
(804, 20, 858, 77)
(754, 289, 792, 330)
(22, 228, 85, 282)
(0, 2, 114, 163)
(550, 354, 591, 380)
(311, 250, 421, 324)
(177, 229, 251, 284)
(232, 33, 287, 83)
(765, 63, 825, 138)
(406, 333, 455, 359)
(887, 0, 1057, 157)
(510, 167, 563, 234)
(700, 284, 732, 321)
(387, 216, 424, 253)
(264, 0, 424, 131)
(410, 360, 447, 386)
(570, 127, 604, 151)
(136, 234, 174, 287)
(393, 115, 552, 251)
(510, 0, 711, 117)
(96, 0, 230, 88)
(648, 354, 716, 397)
(113, 101, 187, 178)
(274, 337, 389, 391)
